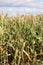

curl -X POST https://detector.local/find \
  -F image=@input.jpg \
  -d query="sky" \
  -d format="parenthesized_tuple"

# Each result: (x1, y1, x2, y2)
(0, 0, 43, 16)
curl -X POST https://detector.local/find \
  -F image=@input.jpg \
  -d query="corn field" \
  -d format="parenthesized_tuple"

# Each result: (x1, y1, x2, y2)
(0, 14, 43, 65)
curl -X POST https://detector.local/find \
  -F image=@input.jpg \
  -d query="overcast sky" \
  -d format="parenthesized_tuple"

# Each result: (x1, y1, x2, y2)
(0, 0, 43, 16)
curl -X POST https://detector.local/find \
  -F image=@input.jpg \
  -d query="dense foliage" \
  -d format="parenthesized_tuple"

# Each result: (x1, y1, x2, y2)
(0, 14, 43, 65)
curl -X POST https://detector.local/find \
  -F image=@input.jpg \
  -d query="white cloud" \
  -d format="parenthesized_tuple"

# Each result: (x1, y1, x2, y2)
(0, 0, 33, 3)
(0, 0, 43, 9)
(0, 0, 33, 7)
(0, 0, 37, 6)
